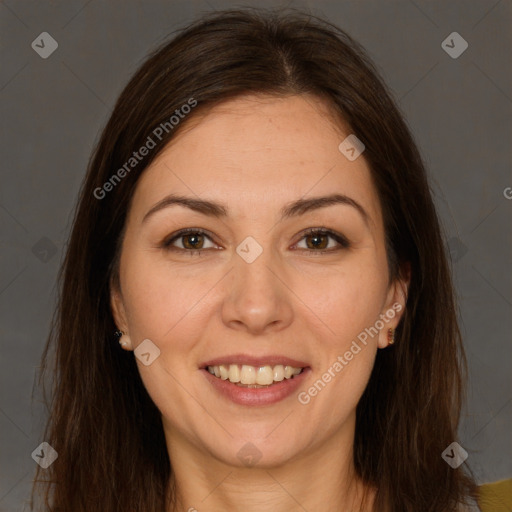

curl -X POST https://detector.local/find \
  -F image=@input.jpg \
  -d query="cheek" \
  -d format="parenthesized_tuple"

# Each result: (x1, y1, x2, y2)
(121, 251, 215, 344)
(297, 258, 386, 426)
(297, 257, 388, 345)
(301, 345, 377, 443)
(296, 267, 383, 425)
(120, 254, 211, 431)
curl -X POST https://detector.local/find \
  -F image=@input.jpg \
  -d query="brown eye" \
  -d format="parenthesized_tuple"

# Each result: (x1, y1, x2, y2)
(296, 228, 350, 253)
(181, 233, 205, 250)
(305, 232, 329, 250)
(162, 229, 216, 254)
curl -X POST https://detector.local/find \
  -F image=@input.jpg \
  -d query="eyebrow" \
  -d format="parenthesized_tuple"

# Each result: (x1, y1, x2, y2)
(142, 192, 370, 227)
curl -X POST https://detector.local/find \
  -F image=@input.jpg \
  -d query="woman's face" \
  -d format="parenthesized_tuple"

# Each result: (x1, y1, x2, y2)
(111, 94, 407, 469)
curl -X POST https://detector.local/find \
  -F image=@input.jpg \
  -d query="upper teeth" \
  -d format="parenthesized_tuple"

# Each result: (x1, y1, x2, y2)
(207, 364, 303, 385)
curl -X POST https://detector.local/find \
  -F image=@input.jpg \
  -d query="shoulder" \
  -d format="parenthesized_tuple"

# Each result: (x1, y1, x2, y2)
(476, 478, 512, 512)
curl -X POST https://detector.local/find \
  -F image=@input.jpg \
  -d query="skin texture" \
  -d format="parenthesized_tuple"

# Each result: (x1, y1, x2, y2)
(111, 94, 409, 511)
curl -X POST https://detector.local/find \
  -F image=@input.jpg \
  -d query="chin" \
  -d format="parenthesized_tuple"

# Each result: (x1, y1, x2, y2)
(205, 428, 308, 469)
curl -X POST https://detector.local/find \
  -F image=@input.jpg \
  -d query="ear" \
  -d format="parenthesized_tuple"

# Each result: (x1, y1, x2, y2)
(377, 262, 410, 349)
(110, 277, 129, 335)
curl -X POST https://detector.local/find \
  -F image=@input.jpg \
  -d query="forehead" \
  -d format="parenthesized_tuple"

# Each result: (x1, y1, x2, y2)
(130, 94, 382, 228)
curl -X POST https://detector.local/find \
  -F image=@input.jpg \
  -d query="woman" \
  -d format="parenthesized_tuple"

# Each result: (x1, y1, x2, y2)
(31, 8, 482, 511)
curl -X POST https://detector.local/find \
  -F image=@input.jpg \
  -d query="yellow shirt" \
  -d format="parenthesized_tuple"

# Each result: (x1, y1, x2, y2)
(478, 479, 512, 512)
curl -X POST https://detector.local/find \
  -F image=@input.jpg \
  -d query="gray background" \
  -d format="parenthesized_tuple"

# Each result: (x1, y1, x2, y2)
(1, 0, 510, 510)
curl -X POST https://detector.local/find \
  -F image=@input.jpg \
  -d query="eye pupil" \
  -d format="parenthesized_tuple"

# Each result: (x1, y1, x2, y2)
(307, 233, 328, 250)
(183, 234, 203, 249)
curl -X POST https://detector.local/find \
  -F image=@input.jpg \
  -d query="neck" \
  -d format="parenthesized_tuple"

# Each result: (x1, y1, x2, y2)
(164, 417, 375, 512)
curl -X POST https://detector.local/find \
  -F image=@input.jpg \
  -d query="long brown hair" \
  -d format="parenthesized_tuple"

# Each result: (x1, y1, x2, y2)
(31, 7, 479, 511)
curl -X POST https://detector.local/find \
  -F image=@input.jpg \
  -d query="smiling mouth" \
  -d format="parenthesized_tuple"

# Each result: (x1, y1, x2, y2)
(206, 364, 304, 387)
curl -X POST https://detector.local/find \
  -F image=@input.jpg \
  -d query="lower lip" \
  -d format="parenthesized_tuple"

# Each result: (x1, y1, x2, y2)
(202, 368, 311, 406)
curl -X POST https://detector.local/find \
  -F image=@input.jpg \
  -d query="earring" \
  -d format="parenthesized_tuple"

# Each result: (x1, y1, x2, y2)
(114, 330, 131, 350)
(387, 328, 395, 345)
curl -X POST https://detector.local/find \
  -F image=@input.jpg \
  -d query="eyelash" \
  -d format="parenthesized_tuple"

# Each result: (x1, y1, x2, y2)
(161, 227, 350, 256)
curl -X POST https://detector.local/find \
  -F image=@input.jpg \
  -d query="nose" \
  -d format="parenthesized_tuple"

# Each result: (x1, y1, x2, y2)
(221, 246, 294, 336)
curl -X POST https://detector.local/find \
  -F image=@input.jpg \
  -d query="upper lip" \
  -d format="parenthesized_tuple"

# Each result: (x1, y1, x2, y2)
(200, 354, 310, 369)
